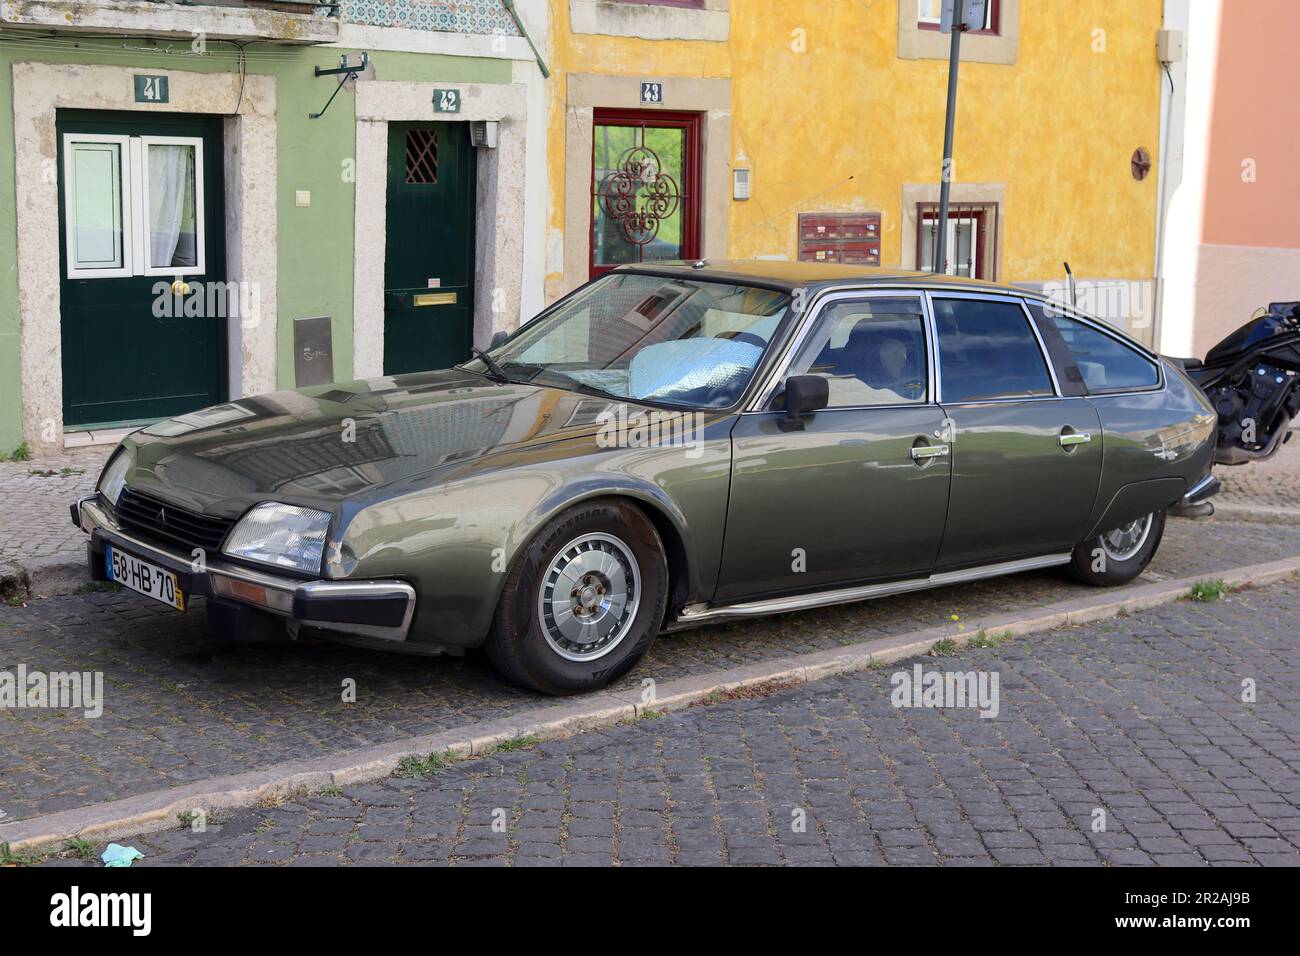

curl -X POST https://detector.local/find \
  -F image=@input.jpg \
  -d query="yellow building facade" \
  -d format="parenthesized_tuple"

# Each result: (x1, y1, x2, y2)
(543, 0, 1164, 340)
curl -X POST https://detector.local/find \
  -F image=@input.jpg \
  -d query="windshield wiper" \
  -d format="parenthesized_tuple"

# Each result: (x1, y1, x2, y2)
(470, 347, 509, 384)
(499, 361, 548, 381)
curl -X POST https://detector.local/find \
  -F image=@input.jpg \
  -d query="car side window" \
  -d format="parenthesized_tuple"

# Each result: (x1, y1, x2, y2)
(1046, 312, 1160, 392)
(932, 298, 1054, 403)
(777, 297, 928, 408)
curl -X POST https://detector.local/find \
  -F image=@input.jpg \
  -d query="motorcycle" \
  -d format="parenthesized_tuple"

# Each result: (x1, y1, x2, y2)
(1170, 301, 1300, 466)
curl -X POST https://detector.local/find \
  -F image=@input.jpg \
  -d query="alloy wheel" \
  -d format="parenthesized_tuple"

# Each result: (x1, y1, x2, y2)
(538, 532, 641, 662)
(1100, 513, 1154, 562)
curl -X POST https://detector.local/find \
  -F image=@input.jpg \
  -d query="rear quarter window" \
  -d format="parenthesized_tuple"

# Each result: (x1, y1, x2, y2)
(1046, 312, 1160, 392)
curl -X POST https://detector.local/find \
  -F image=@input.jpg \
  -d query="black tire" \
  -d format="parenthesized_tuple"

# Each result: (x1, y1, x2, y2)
(484, 498, 669, 695)
(1069, 509, 1166, 586)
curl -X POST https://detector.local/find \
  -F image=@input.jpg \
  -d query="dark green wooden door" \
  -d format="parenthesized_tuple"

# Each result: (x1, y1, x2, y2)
(384, 122, 477, 375)
(57, 110, 227, 428)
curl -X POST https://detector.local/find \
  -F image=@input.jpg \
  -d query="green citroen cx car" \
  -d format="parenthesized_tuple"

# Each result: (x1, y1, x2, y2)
(74, 262, 1219, 694)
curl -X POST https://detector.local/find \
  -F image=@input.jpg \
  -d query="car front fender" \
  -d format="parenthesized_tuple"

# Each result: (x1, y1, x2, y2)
(332, 422, 735, 648)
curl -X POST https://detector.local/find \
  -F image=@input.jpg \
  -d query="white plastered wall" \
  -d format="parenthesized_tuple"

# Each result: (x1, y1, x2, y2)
(1158, 0, 1219, 357)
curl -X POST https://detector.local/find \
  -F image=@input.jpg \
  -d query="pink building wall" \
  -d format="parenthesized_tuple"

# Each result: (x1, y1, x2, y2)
(1192, 0, 1300, 355)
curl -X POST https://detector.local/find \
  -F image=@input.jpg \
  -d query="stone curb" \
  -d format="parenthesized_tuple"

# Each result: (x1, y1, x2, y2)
(1210, 502, 1300, 526)
(4, 553, 1299, 855)
(23, 553, 89, 598)
(0, 554, 89, 602)
(0, 559, 27, 603)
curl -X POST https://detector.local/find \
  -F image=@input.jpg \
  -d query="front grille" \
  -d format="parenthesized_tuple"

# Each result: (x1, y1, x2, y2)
(115, 487, 236, 554)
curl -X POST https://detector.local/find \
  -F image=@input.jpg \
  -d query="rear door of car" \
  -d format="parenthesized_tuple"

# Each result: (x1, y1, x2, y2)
(930, 291, 1103, 570)
(1025, 299, 1176, 536)
(716, 290, 951, 602)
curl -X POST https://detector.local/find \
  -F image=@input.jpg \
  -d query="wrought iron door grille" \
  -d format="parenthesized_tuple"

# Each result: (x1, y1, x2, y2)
(596, 143, 682, 248)
(405, 128, 438, 184)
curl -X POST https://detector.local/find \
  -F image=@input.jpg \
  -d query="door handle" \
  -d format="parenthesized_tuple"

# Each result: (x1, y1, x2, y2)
(910, 443, 950, 461)
(1058, 431, 1092, 448)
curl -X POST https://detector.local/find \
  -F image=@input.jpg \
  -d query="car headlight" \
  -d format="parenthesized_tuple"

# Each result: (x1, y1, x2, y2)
(97, 447, 133, 507)
(223, 503, 332, 574)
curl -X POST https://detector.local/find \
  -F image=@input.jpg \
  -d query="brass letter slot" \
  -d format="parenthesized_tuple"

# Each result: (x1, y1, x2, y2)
(414, 292, 457, 307)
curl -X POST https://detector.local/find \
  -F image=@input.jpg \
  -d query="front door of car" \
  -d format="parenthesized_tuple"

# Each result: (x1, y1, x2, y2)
(930, 294, 1103, 569)
(716, 293, 951, 603)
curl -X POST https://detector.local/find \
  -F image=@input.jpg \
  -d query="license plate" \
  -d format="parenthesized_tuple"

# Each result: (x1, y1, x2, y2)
(104, 544, 185, 611)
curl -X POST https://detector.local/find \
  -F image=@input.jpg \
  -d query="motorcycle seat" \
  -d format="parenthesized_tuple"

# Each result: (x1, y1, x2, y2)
(1166, 356, 1203, 370)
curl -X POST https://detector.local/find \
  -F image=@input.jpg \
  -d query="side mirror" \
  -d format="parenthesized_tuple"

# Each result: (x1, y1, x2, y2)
(781, 375, 828, 429)
(489, 330, 509, 348)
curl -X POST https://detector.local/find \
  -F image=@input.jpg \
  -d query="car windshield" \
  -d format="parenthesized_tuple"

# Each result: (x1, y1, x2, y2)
(466, 273, 793, 409)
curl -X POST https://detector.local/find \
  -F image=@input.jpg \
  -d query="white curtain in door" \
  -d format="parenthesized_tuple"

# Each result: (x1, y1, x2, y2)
(148, 144, 196, 268)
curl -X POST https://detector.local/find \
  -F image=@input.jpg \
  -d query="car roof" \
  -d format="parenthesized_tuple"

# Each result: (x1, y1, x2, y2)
(606, 259, 1161, 361)
(611, 259, 1015, 295)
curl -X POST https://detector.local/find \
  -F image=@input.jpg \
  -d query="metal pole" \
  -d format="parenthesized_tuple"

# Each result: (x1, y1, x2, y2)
(935, 24, 964, 274)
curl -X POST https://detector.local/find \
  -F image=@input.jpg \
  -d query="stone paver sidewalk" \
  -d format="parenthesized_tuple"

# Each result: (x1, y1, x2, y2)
(3, 515, 1299, 828)
(39, 577, 1300, 867)
(0, 449, 107, 597)
(1216, 438, 1300, 510)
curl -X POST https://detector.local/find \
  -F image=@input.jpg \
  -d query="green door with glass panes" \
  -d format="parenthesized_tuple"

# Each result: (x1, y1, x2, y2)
(384, 121, 477, 375)
(57, 110, 227, 428)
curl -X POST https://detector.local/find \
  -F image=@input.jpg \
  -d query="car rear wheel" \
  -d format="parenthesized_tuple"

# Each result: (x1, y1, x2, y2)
(1068, 509, 1166, 586)
(484, 499, 668, 695)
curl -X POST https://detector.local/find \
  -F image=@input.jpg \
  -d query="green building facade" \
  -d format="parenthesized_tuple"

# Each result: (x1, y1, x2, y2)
(0, 0, 549, 455)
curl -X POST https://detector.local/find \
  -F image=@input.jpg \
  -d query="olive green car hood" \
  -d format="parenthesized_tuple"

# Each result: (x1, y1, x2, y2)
(120, 369, 638, 517)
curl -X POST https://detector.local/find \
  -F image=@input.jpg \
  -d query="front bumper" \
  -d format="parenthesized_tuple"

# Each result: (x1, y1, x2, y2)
(73, 496, 416, 642)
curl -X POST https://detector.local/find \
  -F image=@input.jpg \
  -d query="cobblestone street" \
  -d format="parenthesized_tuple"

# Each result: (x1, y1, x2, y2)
(0, 451, 103, 567)
(0, 449, 106, 600)
(36, 577, 1300, 867)
(1216, 440, 1300, 511)
(5, 430, 1300, 865)
(1, 515, 1297, 828)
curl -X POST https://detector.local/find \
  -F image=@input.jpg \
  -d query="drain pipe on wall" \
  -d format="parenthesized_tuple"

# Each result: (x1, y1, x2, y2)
(501, 0, 551, 78)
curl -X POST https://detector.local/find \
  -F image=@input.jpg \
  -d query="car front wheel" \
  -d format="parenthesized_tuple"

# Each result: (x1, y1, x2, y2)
(1068, 509, 1166, 586)
(485, 499, 669, 695)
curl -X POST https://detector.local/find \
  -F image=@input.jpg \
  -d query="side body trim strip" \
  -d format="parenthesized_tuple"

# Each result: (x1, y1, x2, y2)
(673, 552, 1072, 626)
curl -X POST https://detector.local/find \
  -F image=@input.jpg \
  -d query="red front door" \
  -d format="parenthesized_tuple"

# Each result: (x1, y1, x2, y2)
(590, 109, 702, 279)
